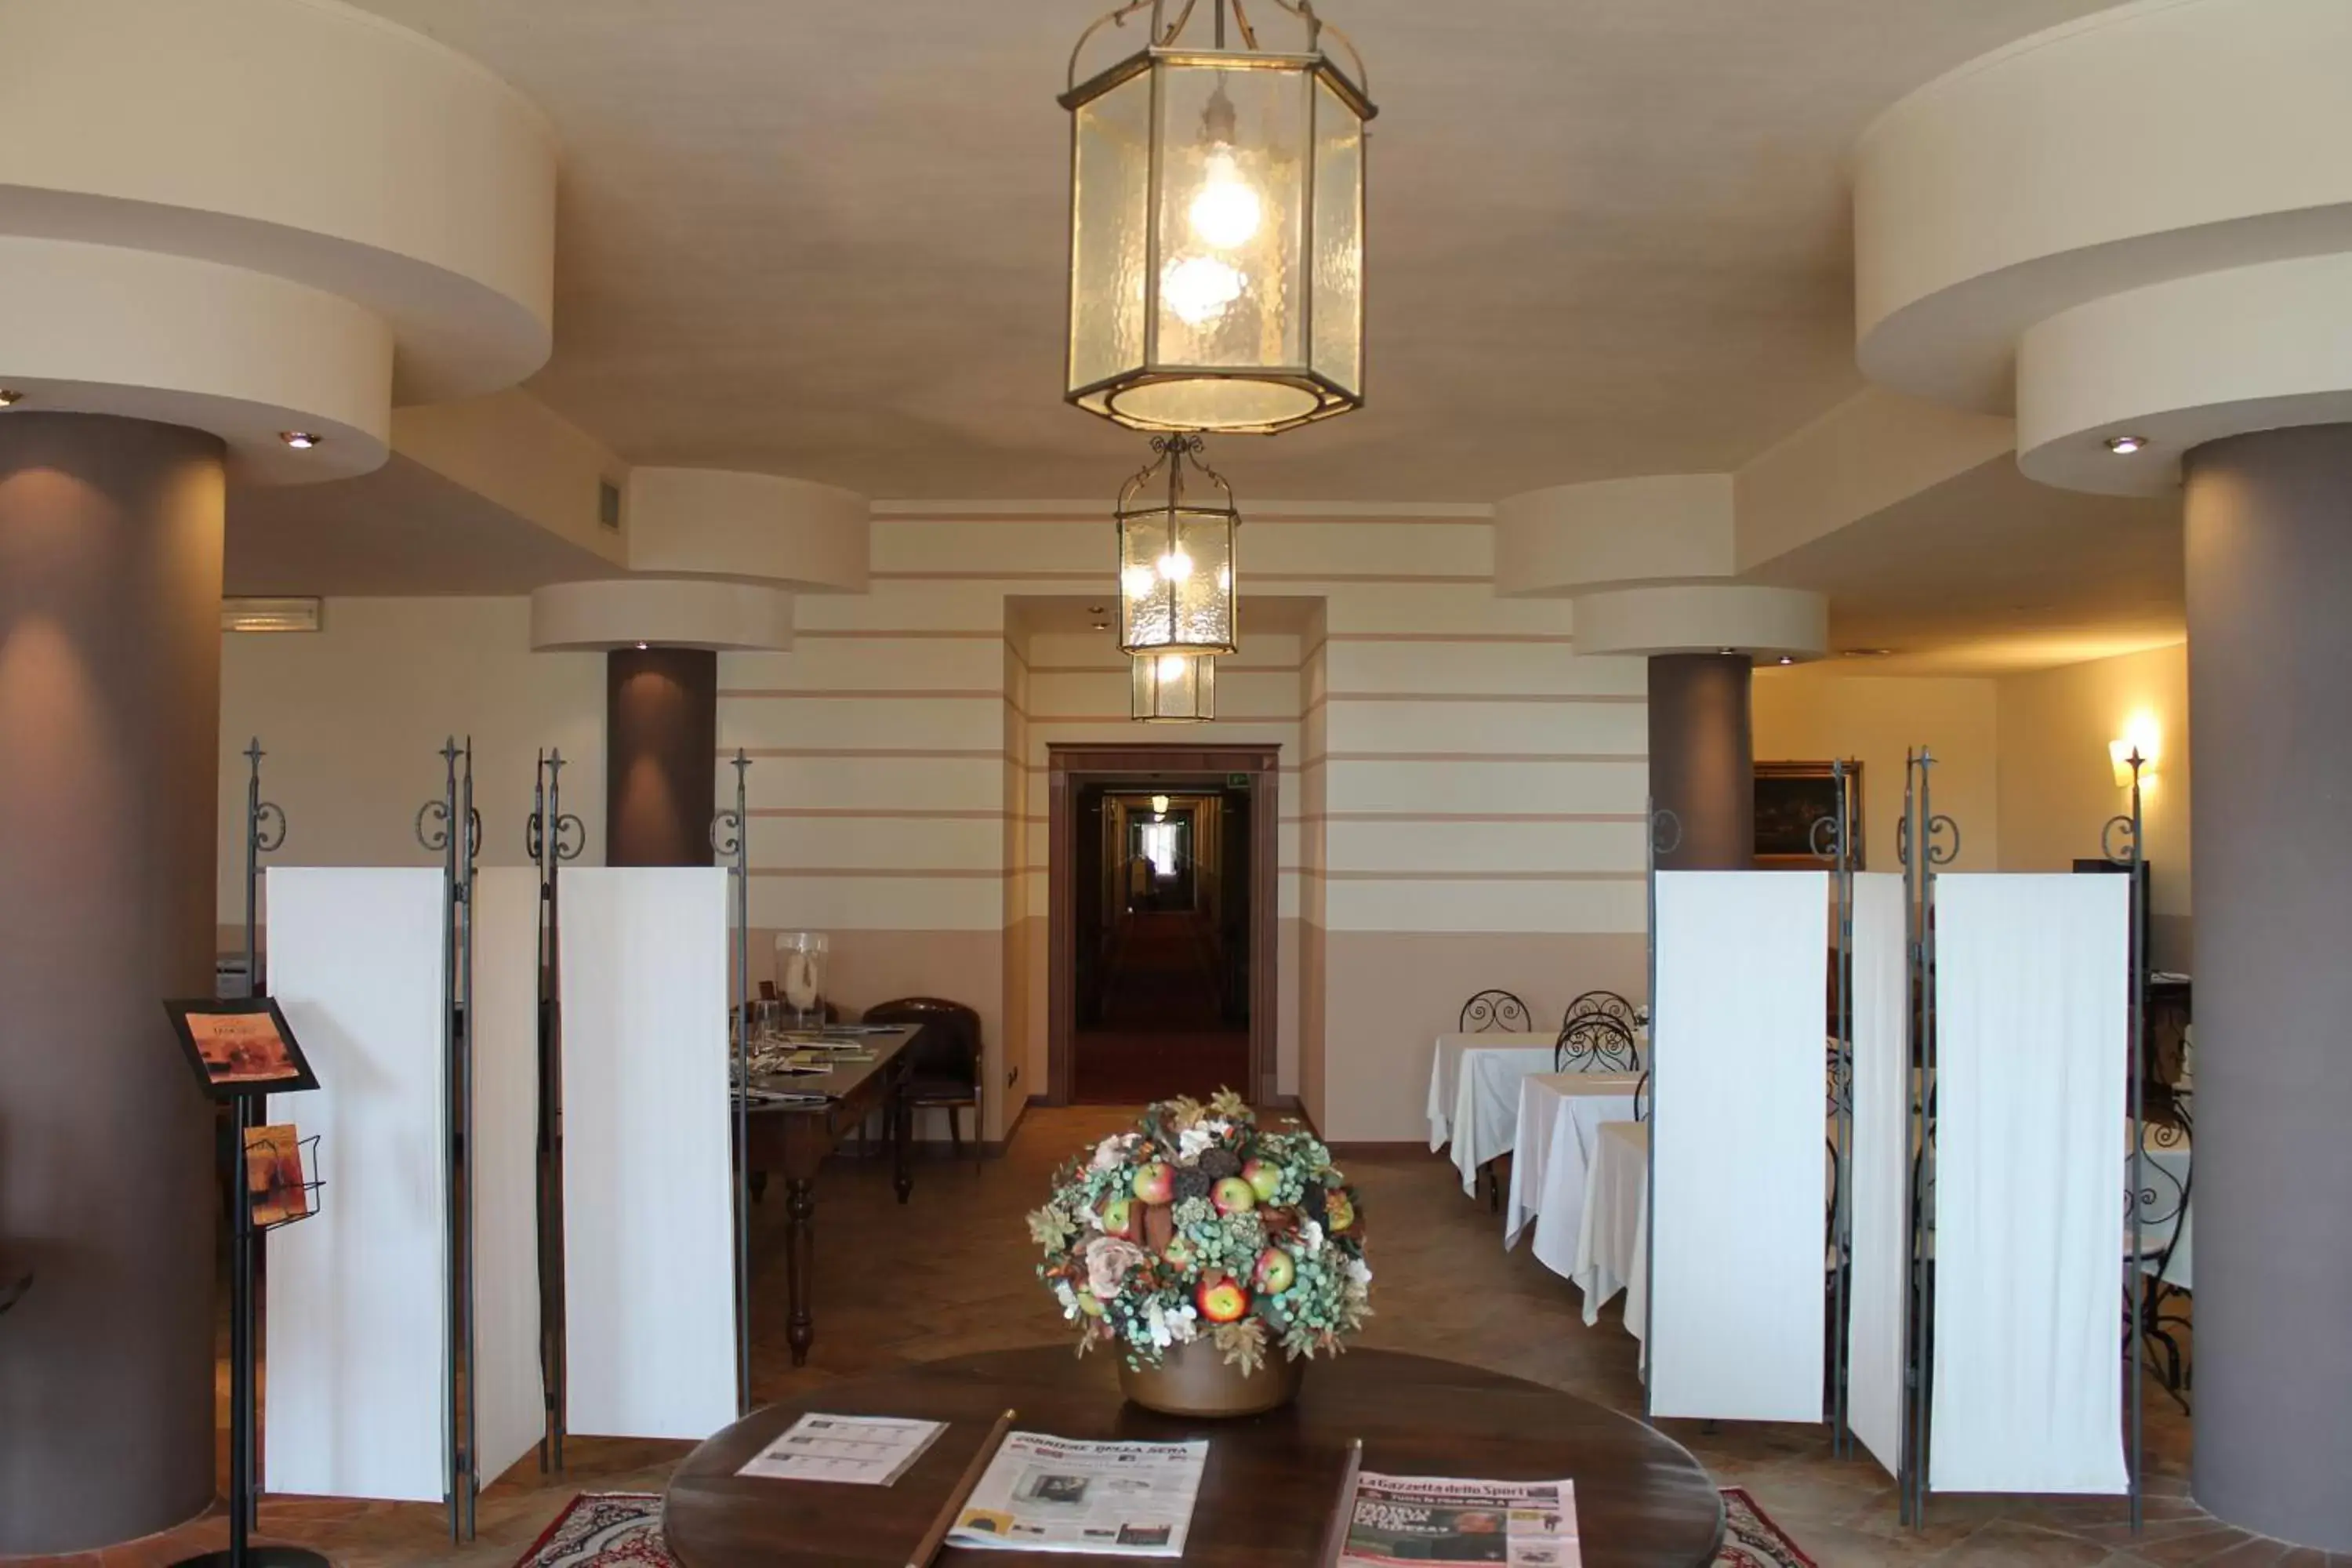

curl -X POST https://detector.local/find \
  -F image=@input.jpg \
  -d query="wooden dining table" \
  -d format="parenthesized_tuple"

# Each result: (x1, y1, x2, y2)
(663, 1345, 1726, 1566)
(739, 1025, 920, 1366)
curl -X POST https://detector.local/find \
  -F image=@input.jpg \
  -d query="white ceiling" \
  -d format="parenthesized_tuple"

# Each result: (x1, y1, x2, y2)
(343, 0, 2120, 502)
(1750, 459, 2184, 676)
(227, 455, 617, 596)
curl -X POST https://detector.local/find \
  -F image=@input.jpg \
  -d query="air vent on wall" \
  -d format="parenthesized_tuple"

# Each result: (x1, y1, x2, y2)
(598, 478, 624, 532)
(221, 597, 322, 633)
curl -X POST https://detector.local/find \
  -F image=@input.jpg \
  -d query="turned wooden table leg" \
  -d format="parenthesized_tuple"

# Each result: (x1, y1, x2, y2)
(784, 1176, 815, 1366)
(893, 1083, 914, 1205)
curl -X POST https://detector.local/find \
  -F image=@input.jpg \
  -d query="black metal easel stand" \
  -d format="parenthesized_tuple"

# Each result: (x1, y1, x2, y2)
(170, 1096, 330, 1568)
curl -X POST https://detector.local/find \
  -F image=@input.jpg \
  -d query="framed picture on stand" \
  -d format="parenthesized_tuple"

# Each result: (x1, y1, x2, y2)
(164, 996, 318, 1099)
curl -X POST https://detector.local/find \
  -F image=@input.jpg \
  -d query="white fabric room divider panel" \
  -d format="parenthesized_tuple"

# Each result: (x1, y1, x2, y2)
(1929, 873, 2129, 1494)
(1846, 871, 1911, 1478)
(471, 868, 545, 1489)
(560, 867, 737, 1440)
(264, 869, 448, 1502)
(1650, 870, 1828, 1422)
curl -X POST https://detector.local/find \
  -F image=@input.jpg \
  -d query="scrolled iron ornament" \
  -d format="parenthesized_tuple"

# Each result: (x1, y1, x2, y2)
(1809, 812, 1842, 863)
(710, 808, 744, 860)
(1650, 806, 1683, 859)
(416, 798, 453, 853)
(253, 800, 288, 855)
(2102, 813, 2140, 866)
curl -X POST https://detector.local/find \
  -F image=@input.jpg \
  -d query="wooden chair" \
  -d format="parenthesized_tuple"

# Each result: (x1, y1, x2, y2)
(861, 996, 983, 1173)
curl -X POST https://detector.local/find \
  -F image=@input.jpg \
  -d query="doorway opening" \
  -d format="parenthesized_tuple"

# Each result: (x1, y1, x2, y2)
(1049, 744, 1278, 1106)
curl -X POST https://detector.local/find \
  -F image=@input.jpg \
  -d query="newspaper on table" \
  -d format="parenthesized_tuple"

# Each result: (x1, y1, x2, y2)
(734, 1413, 945, 1486)
(1341, 1473, 1582, 1568)
(947, 1432, 1207, 1557)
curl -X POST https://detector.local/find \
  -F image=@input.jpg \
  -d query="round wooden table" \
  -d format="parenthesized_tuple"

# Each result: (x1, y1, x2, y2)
(664, 1347, 1724, 1567)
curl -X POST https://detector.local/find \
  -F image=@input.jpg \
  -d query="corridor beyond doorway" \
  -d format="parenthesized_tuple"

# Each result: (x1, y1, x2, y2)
(1068, 772, 1258, 1104)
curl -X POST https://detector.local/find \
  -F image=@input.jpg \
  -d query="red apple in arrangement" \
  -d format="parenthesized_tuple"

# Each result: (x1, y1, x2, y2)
(1195, 1273, 1250, 1323)
(1101, 1196, 1138, 1239)
(1163, 1235, 1196, 1270)
(1252, 1247, 1297, 1294)
(1324, 1192, 1356, 1233)
(1241, 1158, 1283, 1203)
(1131, 1161, 1175, 1204)
(1211, 1176, 1258, 1215)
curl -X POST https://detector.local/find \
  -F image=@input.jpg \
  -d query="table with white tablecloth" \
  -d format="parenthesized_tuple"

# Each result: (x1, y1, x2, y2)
(1425, 1033, 1556, 1194)
(1503, 1072, 1643, 1277)
(1575, 1119, 1651, 1347)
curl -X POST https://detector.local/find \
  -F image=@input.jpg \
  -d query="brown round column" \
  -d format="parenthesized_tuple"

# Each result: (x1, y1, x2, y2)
(1647, 652, 1754, 870)
(607, 646, 719, 866)
(2183, 423, 2352, 1551)
(0, 413, 223, 1552)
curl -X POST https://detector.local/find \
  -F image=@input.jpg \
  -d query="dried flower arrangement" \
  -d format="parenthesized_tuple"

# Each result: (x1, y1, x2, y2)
(1029, 1091, 1370, 1373)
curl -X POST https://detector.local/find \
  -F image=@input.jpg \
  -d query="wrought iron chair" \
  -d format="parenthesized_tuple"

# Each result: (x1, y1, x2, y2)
(2128, 1111, 2194, 1410)
(1563, 989, 1638, 1033)
(1555, 1014, 1640, 1074)
(1632, 1069, 1651, 1122)
(1458, 989, 1532, 1033)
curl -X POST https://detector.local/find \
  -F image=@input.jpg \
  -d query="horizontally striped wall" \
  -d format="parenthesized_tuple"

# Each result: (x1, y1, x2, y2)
(715, 505, 1653, 1142)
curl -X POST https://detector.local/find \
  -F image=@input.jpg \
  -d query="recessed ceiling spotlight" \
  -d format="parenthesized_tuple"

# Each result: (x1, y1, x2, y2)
(1777, 655, 1795, 666)
(0, 389, 24, 408)
(1087, 604, 1106, 615)
(634, 641, 649, 650)
(1718, 647, 1737, 656)
(1840, 648, 1896, 659)
(279, 430, 323, 449)
(1091, 621, 1110, 631)
(2104, 434, 2147, 455)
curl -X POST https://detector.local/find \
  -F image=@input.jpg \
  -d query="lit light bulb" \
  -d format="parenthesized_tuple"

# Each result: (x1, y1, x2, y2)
(1157, 550, 1192, 583)
(1157, 654, 1189, 684)
(1123, 564, 1158, 600)
(1163, 255, 1243, 326)
(1189, 151, 1261, 249)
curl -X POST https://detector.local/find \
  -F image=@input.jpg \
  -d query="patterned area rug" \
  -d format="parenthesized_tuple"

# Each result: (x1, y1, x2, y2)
(516, 1487, 1815, 1567)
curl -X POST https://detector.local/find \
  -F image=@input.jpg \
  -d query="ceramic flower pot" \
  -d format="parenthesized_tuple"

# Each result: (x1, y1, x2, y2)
(1118, 1338, 1305, 1417)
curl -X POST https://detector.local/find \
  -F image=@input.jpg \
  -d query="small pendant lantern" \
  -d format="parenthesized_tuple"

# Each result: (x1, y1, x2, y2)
(1062, 0, 1374, 434)
(1117, 434, 1239, 662)
(1133, 652, 1218, 721)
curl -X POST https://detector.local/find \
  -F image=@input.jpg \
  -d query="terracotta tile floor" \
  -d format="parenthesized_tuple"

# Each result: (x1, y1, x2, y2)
(22, 1106, 2341, 1567)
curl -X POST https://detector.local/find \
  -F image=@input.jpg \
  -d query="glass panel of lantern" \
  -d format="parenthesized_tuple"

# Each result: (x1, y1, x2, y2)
(1063, 13, 1374, 436)
(1133, 652, 1217, 722)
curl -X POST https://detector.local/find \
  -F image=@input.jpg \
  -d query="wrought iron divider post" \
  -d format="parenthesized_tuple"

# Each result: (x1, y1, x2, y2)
(1894, 749, 1958, 1526)
(416, 738, 481, 1543)
(218, 742, 295, 1567)
(1811, 760, 1856, 1457)
(524, 750, 583, 1472)
(1639, 798, 1679, 1425)
(2104, 755, 2149, 1533)
(710, 750, 753, 1415)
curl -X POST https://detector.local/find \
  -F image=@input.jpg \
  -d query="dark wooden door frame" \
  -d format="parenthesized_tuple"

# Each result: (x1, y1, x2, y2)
(1047, 742, 1282, 1107)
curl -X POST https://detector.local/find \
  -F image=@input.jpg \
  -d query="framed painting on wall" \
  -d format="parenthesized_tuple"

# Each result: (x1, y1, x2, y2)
(1754, 760, 1863, 869)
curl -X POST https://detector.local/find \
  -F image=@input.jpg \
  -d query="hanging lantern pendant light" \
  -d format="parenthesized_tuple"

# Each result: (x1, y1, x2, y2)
(1063, 0, 1375, 435)
(1117, 434, 1239, 658)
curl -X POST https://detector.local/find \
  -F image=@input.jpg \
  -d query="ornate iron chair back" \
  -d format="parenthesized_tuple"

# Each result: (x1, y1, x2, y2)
(1556, 1013, 1639, 1074)
(1458, 989, 1532, 1034)
(1563, 989, 1637, 1033)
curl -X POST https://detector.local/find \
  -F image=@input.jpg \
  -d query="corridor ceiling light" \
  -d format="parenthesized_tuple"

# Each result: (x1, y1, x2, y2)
(1152, 793, 1171, 814)
(1777, 655, 1795, 666)
(0, 389, 24, 408)
(2105, 434, 2148, 455)
(278, 430, 322, 449)
(1133, 650, 1217, 721)
(220, 597, 321, 633)
(1118, 434, 1239, 659)
(1062, 0, 1374, 434)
